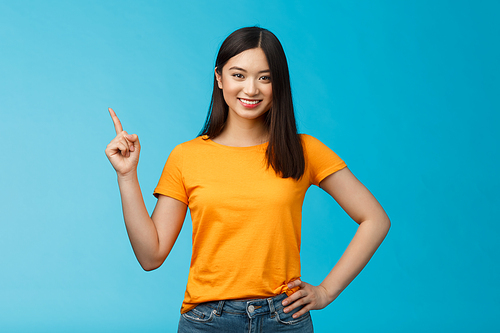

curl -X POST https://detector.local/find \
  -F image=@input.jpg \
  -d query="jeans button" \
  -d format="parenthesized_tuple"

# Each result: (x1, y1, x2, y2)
(248, 305, 255, 313)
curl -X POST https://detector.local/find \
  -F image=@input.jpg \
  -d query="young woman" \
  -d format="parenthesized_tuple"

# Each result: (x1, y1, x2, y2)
(105, 27, 390, 332)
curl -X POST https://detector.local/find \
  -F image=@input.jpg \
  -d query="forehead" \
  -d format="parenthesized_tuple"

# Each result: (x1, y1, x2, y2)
(224, 48, 269, 71)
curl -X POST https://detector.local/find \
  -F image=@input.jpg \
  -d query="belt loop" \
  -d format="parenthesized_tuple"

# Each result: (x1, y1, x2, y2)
(268, 297, 276, 314)
(216, 300, 225, 316)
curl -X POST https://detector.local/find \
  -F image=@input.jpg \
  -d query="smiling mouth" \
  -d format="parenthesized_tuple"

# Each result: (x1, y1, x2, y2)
(238, 98, 262, 106)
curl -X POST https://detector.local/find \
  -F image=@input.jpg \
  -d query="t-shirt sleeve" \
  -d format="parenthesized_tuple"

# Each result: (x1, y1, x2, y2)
(303, 134, 347, 186)
(153, 144, 188, 205)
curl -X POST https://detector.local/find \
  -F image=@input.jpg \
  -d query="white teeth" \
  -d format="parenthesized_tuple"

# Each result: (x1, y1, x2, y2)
(239, 98, 261, 105)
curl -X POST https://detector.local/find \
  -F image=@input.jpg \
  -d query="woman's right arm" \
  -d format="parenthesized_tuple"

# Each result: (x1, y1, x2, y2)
(105, 108, 187, 271)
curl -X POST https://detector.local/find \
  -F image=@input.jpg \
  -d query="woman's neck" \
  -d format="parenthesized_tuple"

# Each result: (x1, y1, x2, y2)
(212, 114, 269, 147)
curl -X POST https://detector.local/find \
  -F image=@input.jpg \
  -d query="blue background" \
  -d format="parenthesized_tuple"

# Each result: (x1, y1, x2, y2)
(1, 0, 498, 331)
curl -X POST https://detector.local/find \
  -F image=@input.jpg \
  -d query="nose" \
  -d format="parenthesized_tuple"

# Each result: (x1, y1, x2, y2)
(243, 79, 259, 96)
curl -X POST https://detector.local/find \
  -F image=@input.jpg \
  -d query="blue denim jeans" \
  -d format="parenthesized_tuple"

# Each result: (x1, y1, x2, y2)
(177, 293, 313, 332)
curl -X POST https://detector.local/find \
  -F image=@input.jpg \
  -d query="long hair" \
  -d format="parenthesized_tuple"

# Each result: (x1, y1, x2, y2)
(199, 27, 305, 180)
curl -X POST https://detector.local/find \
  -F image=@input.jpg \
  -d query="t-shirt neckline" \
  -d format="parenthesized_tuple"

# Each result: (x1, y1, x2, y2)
(200, 135, 268, 150)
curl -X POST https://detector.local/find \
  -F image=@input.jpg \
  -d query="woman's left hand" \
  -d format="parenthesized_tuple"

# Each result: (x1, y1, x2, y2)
(281, 279, 333, 318)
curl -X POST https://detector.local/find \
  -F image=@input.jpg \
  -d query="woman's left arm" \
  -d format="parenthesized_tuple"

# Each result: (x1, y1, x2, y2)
(282, 167, 391, 318)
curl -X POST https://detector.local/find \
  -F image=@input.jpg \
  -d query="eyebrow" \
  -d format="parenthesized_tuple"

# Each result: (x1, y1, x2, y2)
(228, 66, 271, 74)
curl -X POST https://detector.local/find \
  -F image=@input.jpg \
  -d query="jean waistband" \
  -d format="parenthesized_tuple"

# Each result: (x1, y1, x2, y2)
(203, 293, 288, 318)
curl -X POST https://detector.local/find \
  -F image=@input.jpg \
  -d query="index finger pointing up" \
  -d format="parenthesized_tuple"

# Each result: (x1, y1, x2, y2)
(108, 108, 123, 134)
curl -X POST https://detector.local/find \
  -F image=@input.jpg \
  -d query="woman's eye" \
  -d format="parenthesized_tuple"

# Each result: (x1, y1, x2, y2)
(260, 76, 271, 81)
(233, 73, 244, 78)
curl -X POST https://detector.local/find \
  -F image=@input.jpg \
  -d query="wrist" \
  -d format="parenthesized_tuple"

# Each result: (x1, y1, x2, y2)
(319, 282, 342, 303)
(117, 170, 138, 183)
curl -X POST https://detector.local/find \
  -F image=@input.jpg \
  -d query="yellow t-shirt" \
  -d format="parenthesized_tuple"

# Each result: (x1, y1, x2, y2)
(154, 134, 346, 313)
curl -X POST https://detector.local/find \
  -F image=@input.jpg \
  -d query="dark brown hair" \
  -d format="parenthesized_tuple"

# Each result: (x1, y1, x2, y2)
(199, 27, 305, 180)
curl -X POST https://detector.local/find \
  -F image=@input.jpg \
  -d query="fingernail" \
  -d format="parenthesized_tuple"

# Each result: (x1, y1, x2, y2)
(282, 300, 288, 306)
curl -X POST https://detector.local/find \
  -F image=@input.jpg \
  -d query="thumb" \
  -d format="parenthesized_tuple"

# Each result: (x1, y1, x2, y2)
(125, 134, 140, 152)
(126, 133, 139, 142)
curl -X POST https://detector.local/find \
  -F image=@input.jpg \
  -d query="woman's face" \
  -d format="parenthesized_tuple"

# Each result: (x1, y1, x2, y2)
(216, 48, 273, 123)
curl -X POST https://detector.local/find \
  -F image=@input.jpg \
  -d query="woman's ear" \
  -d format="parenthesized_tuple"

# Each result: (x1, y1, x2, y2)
(215, 67, 223, 89)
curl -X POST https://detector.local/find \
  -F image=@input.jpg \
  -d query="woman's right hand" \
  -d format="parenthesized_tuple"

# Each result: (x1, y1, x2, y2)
(105, 108, 141, 177)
